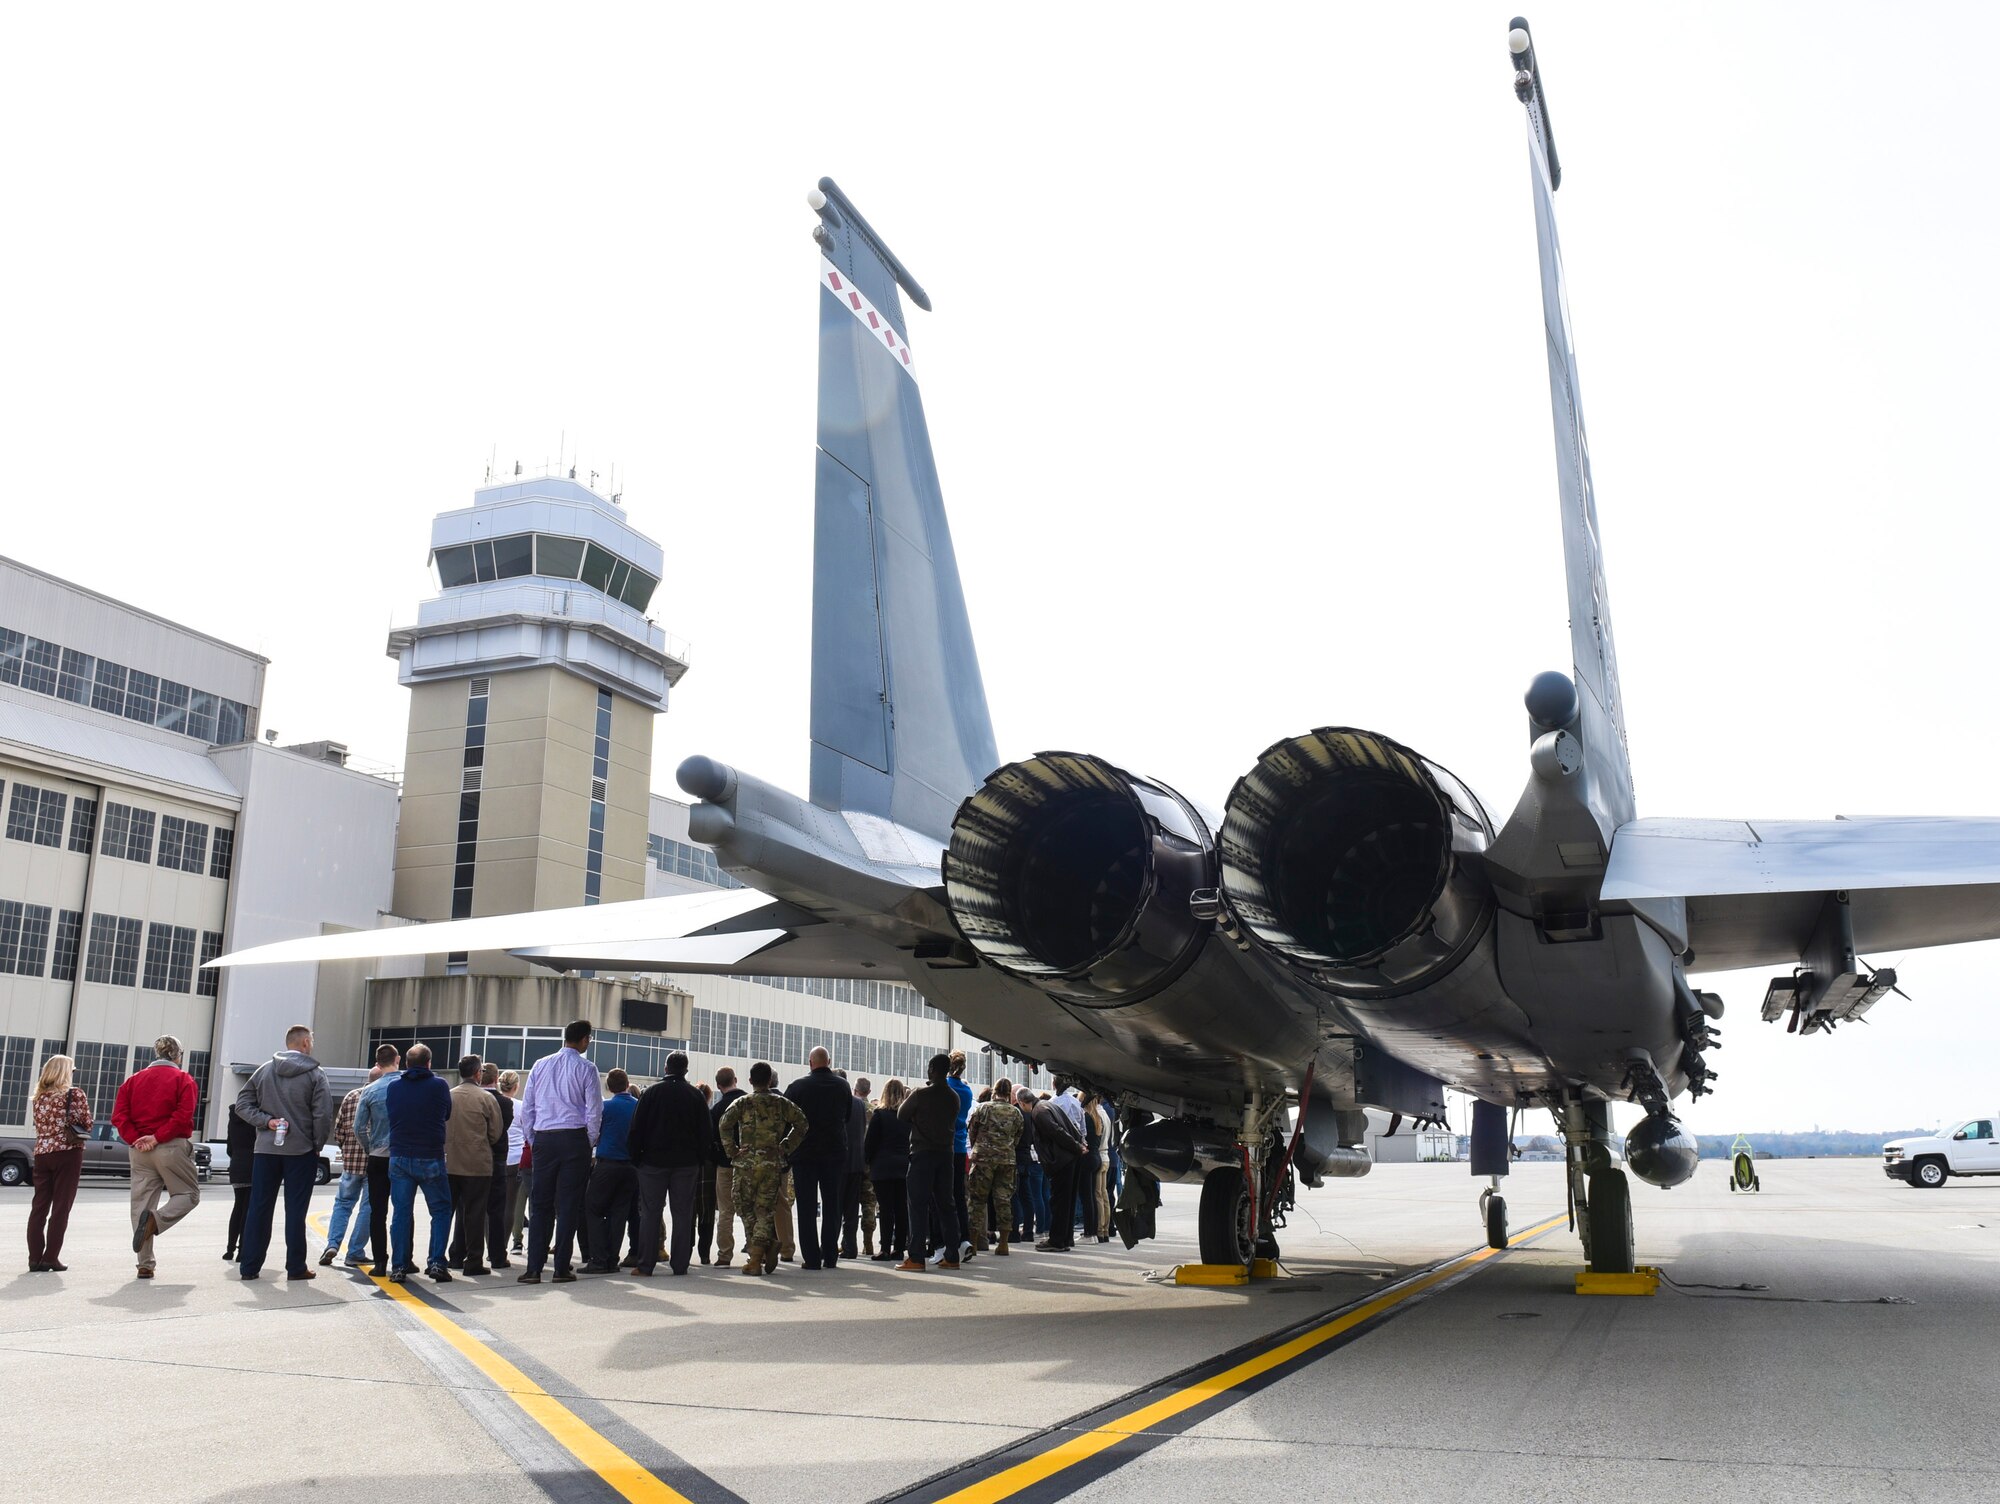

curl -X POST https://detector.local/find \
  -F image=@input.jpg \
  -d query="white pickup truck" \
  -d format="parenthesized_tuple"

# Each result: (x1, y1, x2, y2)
(1882, 1118, 2000, 1187)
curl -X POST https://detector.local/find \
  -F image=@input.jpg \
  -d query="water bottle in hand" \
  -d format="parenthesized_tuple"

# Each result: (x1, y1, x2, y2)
(273, 1118, 288, 1148)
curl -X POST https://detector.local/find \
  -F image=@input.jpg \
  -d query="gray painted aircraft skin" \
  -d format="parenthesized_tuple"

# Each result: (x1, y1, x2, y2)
(219, 22, 2000, 1269)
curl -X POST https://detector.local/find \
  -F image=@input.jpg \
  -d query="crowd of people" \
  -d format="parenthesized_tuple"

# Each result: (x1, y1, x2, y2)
(22, 1019, 1147, 1282)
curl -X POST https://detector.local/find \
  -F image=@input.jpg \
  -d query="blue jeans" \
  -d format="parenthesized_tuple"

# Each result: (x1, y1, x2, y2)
(389, 1157, 452, 1274)
(1013, 1163, 1040, 1237)
(325, 1171, 371, 1257)
(241, 1153, 319, 1278)
(1024, 1163, 1049, 1233)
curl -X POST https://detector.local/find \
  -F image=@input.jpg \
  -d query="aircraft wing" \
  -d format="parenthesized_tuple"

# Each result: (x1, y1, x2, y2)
(1604, 816, 2000, 972)
(211, 888, 791, 970)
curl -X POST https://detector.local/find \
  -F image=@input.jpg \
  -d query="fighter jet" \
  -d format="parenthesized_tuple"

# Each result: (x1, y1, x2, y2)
(217, 19, 2000, 1276)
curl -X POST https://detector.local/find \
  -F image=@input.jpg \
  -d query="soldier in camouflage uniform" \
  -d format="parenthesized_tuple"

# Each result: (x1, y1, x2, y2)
(718, 1062, 807, 1275)
(967, 1079, 1025, 1254)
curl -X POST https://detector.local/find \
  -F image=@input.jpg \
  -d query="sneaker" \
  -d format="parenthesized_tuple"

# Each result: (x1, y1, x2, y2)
(317, 1247, 336, 1267)
(925, 1248, 945, 1267)
(895, 1258, 927, 1272)
(343, 1256, 370, 1269)
(426, 1265, 453, 1284)
(958, 1240, 974, 1262)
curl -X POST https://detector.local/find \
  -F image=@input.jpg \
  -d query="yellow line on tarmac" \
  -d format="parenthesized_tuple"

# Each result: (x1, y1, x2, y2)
(935, 1213, 1568, 1504)
(312, 1213, 691, 1504)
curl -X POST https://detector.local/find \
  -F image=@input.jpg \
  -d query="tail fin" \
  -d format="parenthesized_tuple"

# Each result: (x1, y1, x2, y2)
(1510, 20, 1636, 827)
(807, 178, 998, 843)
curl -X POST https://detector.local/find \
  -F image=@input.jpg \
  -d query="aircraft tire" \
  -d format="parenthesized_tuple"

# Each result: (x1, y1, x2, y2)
(1485, 1194, 1508, 1249)
(1584, 1168, 1634, 1274)
(1198, 1167, 1253, 1265)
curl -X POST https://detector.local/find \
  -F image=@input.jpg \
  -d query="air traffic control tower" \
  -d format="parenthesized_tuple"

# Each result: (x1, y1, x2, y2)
(385, 475, 688, 979)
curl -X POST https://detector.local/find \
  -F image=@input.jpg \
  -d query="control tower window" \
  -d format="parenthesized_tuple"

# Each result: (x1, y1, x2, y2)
(534, 535, 584, 579)
(619, 569, 658, 612)
(580, 542, 618, 594)
(434, 545, 477, 588)
(491, 534, 533, 578)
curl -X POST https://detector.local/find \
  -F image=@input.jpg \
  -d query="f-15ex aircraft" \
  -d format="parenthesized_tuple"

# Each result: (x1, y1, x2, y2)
(218, 19, 2000, 1276)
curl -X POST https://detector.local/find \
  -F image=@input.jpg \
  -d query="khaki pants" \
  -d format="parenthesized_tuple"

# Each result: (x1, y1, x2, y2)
(716, 1158, 797, 1261)
(131, 1139, 201, 1271)
(1094, 1162, 1111, 1237)
(714, 1163, 736, 1261)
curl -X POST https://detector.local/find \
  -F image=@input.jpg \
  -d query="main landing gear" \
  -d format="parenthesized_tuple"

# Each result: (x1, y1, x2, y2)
(1561, 1098, 1635, 1275)
(1197, 1127, 1289, 1267)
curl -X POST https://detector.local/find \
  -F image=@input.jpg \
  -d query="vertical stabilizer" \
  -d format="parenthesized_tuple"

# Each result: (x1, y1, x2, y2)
(1510, 21, 1637, 830)
(808, 178, 998, 843)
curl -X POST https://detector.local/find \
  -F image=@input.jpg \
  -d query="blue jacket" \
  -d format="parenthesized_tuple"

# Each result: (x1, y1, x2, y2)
(386, 1066, 452, 1160)
(352, 1073, 396, 1158)
(949, 1076, 973, 1155)
(596, 1092, 637, 1162)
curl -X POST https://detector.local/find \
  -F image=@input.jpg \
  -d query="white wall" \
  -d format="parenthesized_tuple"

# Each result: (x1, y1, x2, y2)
(207, 743, 399, 1113)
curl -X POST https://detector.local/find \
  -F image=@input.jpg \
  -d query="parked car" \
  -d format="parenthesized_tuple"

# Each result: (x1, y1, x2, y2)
(0, 1123, 214, 1186)
(1883, 1117, 2000, 1187)
(202, 1136, 337, 1185)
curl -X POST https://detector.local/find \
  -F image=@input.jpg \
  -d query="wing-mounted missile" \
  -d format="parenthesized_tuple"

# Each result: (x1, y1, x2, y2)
(1219, 729, 1496, 999)
(942, 752, 1215, 1004)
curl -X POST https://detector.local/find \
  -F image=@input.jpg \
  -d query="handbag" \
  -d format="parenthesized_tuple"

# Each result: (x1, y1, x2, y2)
(63, 1088, 89, 1147)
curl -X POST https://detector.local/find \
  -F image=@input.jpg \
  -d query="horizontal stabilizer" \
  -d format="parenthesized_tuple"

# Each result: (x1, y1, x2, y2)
(209, 888, 778, 970)
(1606, 816, 2000, 971)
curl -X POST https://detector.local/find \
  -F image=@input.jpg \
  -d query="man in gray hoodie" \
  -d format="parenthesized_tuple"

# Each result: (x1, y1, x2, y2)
(234, 1024, 333, 1281)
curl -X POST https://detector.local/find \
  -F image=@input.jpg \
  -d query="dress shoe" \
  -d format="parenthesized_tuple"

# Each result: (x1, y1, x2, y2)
(895, 1258, 926, 1272)
(940, 1258, 961, 1270)
(28, 1263, 48, 1273)
(132, 1212, 158, 1253)
(516, 1272, 542, 1284)
(136, 1267, 154, 1279)
(46, 1260, 67, 1272)
(288, 1268, 317, 1281)
(552, 1270, 577, 1284)
(630, 1267, 655, 1277)
(462, 1265, 488, 1277)
(492, 1258, 512, 1270)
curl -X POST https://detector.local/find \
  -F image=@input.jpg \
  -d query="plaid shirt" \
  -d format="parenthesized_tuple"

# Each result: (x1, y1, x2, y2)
(333, 1087, 367, 1176)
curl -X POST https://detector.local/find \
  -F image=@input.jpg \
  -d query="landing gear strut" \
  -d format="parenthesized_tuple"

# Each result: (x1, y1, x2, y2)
(1560, 1097, 1635, 1274)
(1197, 1127, 1289, 1266)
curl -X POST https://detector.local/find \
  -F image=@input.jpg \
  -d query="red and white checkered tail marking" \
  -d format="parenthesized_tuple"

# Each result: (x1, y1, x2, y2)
(821, 257, 915, 378)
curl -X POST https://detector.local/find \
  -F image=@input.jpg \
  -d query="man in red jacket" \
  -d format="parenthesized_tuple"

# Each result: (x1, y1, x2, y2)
(112, 1035, 201, 1280)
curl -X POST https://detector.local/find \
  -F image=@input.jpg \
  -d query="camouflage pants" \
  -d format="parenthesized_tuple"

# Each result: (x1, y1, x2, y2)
(968, 1157, 1016, 1244)
(732, 1156, 789, 1253)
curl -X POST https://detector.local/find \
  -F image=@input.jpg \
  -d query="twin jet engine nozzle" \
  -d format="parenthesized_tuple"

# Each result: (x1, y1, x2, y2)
(941, 729, 1496, 1008)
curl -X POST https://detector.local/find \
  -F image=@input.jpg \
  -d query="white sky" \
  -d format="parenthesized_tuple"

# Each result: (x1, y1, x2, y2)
(4, 4, 1996, 1133)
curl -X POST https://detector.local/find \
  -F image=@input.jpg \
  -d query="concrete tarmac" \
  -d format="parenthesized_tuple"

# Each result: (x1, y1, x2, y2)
(3, 1159, 1995, 1503)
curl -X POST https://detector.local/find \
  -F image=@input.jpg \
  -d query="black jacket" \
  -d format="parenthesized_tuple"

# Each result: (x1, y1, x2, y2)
(628, 1075, 718, 1170)
(708, 1087, 746, 1168)
(864, 1105, 911, 1181)
(900, 1080, 959, 1156)
(1032, 1100, 1085, 1171)
(1014, 1104, 1039, 1170)
(226, 1104, 257, 1187)
(784, 1067, 852, 1164)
